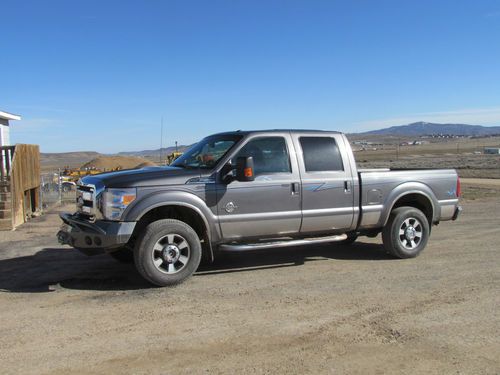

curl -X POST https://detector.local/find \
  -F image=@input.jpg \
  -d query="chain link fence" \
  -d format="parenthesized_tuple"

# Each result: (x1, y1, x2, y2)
(40, 170, 77, 210)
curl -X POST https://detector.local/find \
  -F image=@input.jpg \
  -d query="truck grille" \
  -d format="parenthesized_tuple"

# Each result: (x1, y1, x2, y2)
(76, 184, 96, 218)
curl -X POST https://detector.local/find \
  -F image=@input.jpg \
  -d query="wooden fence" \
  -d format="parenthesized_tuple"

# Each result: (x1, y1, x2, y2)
(0, 144, 40, 229)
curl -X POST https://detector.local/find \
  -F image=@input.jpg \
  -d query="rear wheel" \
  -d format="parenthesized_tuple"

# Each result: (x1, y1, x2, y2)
(134, 219, 202, 286)
(382, 206, 430, 258)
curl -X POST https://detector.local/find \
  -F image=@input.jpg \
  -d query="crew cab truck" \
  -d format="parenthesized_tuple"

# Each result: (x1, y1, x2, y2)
(57, 130, 461, 286)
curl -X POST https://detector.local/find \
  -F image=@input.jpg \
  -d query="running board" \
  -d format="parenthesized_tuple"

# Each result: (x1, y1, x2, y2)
(218, 234, 347, 252)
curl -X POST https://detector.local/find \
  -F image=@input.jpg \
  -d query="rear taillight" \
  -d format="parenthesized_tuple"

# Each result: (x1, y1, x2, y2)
(456, 177, 461, 198)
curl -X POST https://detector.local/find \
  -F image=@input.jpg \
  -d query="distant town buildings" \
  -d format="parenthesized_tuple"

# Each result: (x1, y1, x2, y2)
(399, 140, 428, 146)
(419, 133, 474, 139)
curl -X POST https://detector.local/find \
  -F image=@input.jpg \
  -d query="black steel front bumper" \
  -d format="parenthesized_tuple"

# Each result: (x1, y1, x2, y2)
(57, 213, 136, 256)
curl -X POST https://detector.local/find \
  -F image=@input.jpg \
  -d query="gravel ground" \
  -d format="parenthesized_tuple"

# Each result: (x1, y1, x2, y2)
(0, 196, 499, 374)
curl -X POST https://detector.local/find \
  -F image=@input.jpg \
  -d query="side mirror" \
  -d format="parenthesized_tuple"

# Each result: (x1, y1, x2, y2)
(236, 156, 255, 182)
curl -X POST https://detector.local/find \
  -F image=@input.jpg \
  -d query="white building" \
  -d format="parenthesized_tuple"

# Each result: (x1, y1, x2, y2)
(0, 110, 21, 146)
(484, 147, 500, 155)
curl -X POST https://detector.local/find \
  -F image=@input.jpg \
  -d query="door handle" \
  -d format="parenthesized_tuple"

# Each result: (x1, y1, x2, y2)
(344, 180, 352, 193)
(291, 182, 300, 196)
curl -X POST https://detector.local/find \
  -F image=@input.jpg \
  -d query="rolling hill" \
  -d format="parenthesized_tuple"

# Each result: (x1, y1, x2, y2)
(118, 145, 190, 158)
(41, 151, 101, 171)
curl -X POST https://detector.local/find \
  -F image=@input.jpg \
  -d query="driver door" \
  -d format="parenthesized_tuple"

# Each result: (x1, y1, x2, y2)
(216, 134, 302, 240)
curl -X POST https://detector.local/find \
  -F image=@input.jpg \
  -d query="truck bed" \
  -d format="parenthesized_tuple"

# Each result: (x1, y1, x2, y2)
(357, 168, 460, 229)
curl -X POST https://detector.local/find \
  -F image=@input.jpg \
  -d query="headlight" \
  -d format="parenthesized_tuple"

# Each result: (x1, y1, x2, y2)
(101, 188, 137, 221)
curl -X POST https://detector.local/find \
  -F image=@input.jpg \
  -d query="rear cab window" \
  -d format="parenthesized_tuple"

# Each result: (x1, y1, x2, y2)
(299, 137, 344, 172)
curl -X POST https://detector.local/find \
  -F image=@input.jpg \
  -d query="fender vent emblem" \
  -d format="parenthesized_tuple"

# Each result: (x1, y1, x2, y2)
(225, 202, 238, 213)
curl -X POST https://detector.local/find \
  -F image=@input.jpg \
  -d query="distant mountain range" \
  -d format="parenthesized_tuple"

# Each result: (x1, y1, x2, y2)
(361, 122, 500, 136)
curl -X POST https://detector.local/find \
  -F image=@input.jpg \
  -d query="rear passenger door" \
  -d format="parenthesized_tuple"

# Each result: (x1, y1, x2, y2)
(291, 133, 355, 234)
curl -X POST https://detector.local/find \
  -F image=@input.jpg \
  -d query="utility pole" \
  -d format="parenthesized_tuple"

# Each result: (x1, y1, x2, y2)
(175, 141, 178, 153)
(58, 168, 62, 203)
(160, 117, 164, 164)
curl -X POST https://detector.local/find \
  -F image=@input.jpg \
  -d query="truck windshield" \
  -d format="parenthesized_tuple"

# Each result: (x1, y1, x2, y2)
(172, 135, 242, 169)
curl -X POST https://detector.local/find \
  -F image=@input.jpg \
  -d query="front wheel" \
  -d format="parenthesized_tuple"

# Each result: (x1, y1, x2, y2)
(134, 219, 202, 286)
(382, 206, 430, 259)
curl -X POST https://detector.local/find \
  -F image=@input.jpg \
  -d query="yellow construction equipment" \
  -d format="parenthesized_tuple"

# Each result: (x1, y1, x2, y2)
(166, 152, 183, 165)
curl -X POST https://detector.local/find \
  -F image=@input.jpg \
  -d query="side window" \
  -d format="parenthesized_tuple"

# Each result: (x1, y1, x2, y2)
(299, 137, 344, 172)
(235, 137, 291, 175)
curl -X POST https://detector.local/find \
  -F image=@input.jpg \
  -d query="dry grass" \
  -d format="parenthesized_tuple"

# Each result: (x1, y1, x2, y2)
(348, 135, 500, 157)
(353, 136, 500, 179)
(357, 154, 500, 179)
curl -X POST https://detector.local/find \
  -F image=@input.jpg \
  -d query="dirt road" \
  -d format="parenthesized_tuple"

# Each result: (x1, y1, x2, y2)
(461, 178, 500, 187)
(0, 198, 499, 374)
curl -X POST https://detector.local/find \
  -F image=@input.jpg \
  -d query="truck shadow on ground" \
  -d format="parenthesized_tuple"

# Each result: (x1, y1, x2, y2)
(0, 242, 392, 293)
(196, 242, 392, 275)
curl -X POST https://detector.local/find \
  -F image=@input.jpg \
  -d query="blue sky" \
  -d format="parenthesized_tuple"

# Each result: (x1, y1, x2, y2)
(2, 0, 500, 153)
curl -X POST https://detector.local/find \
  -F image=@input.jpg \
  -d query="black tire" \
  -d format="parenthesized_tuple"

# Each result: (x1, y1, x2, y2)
(134, 219, 202, 286)
(382, 206, 430, 259)
(340, 232, 358, 245)
(108, 248, 134, 263)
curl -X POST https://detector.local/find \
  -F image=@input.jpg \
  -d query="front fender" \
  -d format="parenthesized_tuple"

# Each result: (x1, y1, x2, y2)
(123, 190, 221, 244)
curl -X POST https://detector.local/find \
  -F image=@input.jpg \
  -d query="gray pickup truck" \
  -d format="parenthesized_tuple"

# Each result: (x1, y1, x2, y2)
(58, 130, 461, 286)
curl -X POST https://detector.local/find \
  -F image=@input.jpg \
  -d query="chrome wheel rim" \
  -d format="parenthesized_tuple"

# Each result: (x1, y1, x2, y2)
(152, 234, 190, 274)
(398, 217, 423, 249)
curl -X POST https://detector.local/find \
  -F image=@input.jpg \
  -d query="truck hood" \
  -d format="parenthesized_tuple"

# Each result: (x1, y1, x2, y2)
(80, 166, 205, 188)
